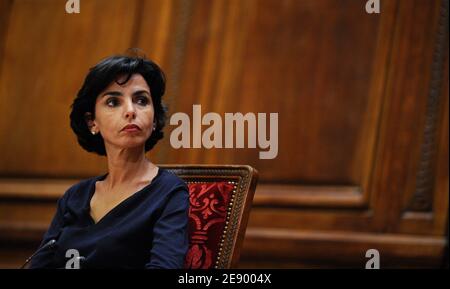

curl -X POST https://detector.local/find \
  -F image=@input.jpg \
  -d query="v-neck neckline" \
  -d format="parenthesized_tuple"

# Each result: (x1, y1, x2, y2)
(85, 167, 162, 226)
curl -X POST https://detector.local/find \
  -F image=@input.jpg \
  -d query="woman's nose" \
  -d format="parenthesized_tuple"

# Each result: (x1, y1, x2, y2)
(124, 100, 136, 119)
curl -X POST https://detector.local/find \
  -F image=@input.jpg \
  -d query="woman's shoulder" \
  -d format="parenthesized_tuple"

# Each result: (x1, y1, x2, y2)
(152, 168, 189, 210)
(156, 168, 188, 191)
(59, 174, 104, 205)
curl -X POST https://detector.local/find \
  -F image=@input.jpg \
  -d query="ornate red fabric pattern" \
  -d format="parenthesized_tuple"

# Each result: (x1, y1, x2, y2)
(184, 181, 235, 269)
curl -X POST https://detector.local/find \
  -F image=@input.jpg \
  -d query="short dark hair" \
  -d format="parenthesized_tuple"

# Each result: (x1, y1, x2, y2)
(70, 54, 167, 156)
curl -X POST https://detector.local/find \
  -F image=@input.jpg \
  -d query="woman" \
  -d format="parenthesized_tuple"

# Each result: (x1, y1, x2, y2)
(29, 53, 189, 269)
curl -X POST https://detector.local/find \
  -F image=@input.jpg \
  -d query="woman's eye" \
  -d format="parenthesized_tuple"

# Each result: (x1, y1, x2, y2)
(106, 97, 118, 107)
(136, 96, 149, 105)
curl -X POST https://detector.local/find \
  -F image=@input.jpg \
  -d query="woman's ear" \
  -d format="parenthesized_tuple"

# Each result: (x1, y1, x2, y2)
(84, 112, 96, 131)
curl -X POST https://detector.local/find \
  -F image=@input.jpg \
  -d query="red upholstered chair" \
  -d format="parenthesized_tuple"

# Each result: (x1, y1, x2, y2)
(160, 165, 258, 269)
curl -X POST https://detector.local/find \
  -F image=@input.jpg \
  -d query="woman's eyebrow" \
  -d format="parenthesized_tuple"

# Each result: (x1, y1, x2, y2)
(101, 91, 122, 98)
(101, 90, 150, 98)
(133, 90, 151, 96)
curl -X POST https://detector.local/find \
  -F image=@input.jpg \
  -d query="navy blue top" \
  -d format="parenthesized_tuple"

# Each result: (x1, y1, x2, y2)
(29, 168, 189, 269)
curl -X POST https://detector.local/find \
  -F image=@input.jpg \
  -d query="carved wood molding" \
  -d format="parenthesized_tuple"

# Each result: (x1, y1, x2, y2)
(408, 0, 449, 212)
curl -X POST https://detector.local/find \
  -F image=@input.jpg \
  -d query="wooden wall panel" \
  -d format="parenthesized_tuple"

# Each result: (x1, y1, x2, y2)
(165, 0, 383, 185)
(0, 0, 13, 71)
(368, 0, 449, 236)
(0, 0, 141, 177)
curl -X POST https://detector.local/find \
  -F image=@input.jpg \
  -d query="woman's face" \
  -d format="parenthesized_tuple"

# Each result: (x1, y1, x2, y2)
(88, 73, 155, 152)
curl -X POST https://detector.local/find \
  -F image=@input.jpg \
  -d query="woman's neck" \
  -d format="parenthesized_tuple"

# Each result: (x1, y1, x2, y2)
(103, 146, 155, 188)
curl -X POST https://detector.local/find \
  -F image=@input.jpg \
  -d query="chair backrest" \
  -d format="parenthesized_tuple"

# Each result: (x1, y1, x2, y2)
(160, 165, 258, 269)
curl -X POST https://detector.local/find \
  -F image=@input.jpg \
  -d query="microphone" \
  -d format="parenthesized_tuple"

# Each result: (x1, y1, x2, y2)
(20, 239, 57, 269)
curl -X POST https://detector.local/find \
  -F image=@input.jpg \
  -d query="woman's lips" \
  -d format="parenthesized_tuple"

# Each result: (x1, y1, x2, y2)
(121, 124, 141, 132)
